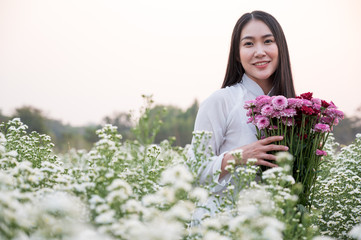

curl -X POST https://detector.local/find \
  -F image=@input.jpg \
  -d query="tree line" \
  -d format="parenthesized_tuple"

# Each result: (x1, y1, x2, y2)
(0, 101, 360, 153)
(0, 99, 199, 153)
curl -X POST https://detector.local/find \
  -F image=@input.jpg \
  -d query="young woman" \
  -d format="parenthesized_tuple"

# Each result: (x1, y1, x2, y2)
(189, 10, 296, 222)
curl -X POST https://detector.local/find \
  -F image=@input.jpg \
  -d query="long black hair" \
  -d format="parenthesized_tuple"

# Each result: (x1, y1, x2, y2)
(221, 11, 296, 98)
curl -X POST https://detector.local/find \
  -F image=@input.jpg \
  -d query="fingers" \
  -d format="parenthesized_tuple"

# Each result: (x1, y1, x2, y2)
(255, 159, 278, 168)
(263, 144, 288, 152)
(258, 153, 277, 161)
(260, 136, 284, 145)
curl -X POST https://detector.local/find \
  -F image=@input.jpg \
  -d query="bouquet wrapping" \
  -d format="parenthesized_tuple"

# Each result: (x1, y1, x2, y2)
(244, 92, 344, 208)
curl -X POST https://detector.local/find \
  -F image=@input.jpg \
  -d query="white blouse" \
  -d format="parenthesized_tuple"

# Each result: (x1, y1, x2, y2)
(189, 74, 269, 222)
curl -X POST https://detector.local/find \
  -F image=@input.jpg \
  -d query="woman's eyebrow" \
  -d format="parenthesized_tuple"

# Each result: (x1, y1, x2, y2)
(240, 34, 274, 41)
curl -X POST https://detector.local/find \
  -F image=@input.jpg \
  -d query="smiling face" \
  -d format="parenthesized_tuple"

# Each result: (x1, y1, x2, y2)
(239, 19, 279, 93)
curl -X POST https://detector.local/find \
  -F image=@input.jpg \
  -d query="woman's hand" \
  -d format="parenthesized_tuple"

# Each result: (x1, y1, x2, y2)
(219, 136, 288, 179)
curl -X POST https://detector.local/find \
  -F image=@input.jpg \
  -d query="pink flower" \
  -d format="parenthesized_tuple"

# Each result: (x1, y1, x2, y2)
(244, 100, 257, 110)
(256, 116, 270, 130)
(271, 111, 282, 119)
(282, 117, 294, 126)
(313, 104, 321, 111)
(272, 96, 288, 110)
(247, 117, 254, 124)
(301, 99, 313, 107)
(288, 98, 303, 108)
(316, 149, 327, 156)
(321, 116, 333, 125)
(246, 109, 253, 117)
(280, 108, 297, 117)
(325, 108, 344, 120)
(333, 117, 339, 126)
(255, 95, 272, 107)
(268, 125, 278, 130)
(312, 98, 322, 105)
(314, 123, 330, 133)
(261, 104, 274, 116)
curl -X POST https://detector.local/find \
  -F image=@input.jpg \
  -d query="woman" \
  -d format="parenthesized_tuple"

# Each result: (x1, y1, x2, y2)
(189, 10, 296, 222)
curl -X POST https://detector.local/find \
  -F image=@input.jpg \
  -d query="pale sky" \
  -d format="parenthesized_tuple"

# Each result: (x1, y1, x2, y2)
(1, 0, 361, 126)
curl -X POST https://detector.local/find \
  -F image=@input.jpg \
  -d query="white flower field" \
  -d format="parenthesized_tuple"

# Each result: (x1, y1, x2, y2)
(1, 110, 361, 239)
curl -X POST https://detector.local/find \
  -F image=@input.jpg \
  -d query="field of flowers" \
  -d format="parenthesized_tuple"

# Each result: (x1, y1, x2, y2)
(1, 102, 361, 239)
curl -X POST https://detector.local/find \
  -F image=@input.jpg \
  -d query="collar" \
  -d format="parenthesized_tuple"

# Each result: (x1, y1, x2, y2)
(241, 74, 271, 97)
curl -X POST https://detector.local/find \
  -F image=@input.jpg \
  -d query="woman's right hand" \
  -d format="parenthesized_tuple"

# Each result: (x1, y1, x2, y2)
(220, 136, 288, 179)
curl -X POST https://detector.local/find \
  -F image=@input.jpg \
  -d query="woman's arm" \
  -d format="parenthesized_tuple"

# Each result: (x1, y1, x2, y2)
(219, 135, 289, 179)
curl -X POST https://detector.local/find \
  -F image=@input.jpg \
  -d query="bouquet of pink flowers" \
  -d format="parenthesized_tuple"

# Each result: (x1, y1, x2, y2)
(244, 92, 344, 208)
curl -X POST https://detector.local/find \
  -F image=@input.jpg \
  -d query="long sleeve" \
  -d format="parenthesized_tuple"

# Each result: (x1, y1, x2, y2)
(188, 89, 233, 193)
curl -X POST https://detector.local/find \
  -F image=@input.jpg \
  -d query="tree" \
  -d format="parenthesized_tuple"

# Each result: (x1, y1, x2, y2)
(12, 106, 49, 134)
(0, 109, 10, 123)
(102, 112, 133, 139)
(149, 99, 199, 146)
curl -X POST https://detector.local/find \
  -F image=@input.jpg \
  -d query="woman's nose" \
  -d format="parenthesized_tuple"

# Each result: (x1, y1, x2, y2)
(254, 45, 266, 58)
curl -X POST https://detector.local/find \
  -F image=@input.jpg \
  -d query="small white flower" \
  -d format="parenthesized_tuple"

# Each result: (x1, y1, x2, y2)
(106, 179, 132, 196)
(312, 236, 336, 240)
(165, 202, 194, 221)
(247, 158, 257, 165)
(203, 231, 231, 240)
(122, 199, 143, 214)
(161, 165, 193, 185)
(190, 187, 208, 203)
(6, 150, 18, 158)
(95, 210, 115, 224)
(349, 224, 361, 240)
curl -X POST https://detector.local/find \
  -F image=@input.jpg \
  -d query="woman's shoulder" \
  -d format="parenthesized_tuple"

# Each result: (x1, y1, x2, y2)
(202, 84, 244, 106)
(198, 84, 245, 114)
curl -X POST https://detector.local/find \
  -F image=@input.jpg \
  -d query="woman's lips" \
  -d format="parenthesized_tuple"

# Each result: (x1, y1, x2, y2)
(253, 61, 270, 68)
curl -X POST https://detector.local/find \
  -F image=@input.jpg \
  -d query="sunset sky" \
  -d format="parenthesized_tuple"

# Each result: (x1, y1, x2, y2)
(1, 0, 360, 125)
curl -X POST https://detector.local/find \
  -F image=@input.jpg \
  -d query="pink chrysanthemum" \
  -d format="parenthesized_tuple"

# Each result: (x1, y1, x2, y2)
(282, 117, 294, 126)
(325, 108, 344, 120)
(321, 116, 333, 125)
(255, 95, 272, 107)
(313, 104, 321, 111)
(314, 123, 330, 133)
(316, 149, 327, 156)
(288, 98, 303, 108)
(247, 117, 254, 124)
(244, 100, 257, 110)
(272, 96, 288, 110)
(261, 104, 274, 116)
(280, 108, 297, 118)
(333, 117, 339, 126)
(256, 116, 270, 130)
(312, 98, 322, 105)
(301, 99, 313, 107)
(268, 125, 278, 130)
(246, 109, 253, 117)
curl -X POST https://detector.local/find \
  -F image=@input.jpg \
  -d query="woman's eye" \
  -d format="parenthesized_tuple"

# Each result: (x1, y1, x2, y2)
(244, 42, 253, 46)
(265, 39, 274, 44)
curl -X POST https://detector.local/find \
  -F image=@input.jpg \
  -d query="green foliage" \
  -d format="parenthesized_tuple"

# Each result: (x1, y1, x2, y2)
(102, 112, 133, 140)
(151, 100, 198, 146)
(131, 95, 166, 145)
(12, 106, 49, 135)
